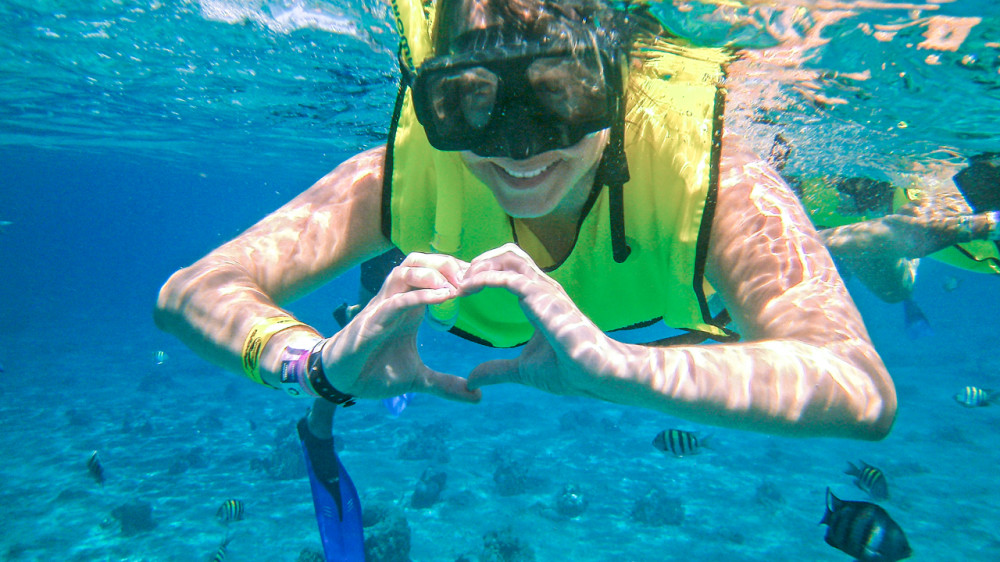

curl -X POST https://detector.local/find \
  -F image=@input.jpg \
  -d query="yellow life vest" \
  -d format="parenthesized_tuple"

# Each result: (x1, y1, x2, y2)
(383, 0, 733, 347)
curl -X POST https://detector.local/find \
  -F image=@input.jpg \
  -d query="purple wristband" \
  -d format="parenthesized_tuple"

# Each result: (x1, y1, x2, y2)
(278, 347, 318, 398)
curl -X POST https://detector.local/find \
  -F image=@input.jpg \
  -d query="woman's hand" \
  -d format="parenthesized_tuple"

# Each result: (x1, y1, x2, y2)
(459, 244, 623, 398)
(320, 252, 481, 403)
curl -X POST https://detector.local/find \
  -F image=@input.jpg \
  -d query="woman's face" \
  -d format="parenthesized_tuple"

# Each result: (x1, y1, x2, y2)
(459, 128, 610, 219)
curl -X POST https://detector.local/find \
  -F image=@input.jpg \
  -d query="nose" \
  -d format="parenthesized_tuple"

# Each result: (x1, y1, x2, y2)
(500, 104, 535, 160)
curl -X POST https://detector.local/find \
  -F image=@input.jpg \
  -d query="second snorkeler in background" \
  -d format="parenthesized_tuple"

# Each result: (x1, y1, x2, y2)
(771, 135, 998, 336)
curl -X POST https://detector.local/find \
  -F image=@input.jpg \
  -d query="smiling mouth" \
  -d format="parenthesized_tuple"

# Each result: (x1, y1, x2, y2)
(494, 160, 558, 184)
(502, 162, 554, 178)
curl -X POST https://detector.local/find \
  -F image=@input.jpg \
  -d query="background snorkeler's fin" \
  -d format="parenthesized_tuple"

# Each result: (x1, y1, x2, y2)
(297, 417, 365, 561)
(333, 303, 363, 328)
(903, 299, 933, 340)
(381, 393, 414, 417)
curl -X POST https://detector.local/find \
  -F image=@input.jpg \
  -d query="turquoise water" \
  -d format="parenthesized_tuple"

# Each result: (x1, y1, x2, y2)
(1, 1, 999, 560)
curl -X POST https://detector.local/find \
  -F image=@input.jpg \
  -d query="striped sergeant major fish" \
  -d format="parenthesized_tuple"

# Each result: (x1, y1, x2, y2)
(953, 386, 996, 407)
(845, 460, 889, 501)
(820, 488, 912, 562)
(652, 429, 707, 458)
(209, 535, 231, 561)
(216, 499, 245, 525)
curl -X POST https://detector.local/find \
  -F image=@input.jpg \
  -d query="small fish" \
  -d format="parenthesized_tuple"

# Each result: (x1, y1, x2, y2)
(942, 276, 961, 292)
(820, 488, 911, 562)
(382, 393, 414, 417)
(844, 460, 889, 500)
(209, 535, 232, 561)
(153, 350, 169, 365)
(652, 429, 706, 457)
(87, 451, 105, 486)
(953, 386, 996, 408)
(216, 499, 245, 525)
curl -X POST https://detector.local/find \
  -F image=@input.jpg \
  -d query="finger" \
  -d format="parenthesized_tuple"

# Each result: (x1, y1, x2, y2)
(369, 286, 457, 324)
(398, 265, 457, 291)
(466, 358, 522, 390)
(465, 243, 543, 279)
(399, 252, 470, 287)
(418, 370, 482, 403)
(459, 268, 533, 297)
(461, 245, 570, 301)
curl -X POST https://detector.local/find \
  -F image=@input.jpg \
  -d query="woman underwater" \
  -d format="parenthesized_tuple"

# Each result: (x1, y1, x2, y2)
(155, 0, 896, 447)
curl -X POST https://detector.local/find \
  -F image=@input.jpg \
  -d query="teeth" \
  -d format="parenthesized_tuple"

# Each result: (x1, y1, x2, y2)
(502, 162, 553, 179)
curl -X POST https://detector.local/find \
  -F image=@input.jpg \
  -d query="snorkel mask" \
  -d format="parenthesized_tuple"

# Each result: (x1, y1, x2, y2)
(407, 0, 631, 162)
(402, 0, 634, 262)
(411, 40, 624, 159)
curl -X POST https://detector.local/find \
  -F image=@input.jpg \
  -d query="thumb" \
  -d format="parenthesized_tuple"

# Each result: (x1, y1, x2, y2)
(466, 358, 521, 390)
(420, 370, 482, 403)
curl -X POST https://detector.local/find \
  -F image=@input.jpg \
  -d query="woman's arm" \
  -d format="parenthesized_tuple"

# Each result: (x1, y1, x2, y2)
(624, 134, 897, 439)
(462, 134, 897, 440)
(154, 146, 393, 386)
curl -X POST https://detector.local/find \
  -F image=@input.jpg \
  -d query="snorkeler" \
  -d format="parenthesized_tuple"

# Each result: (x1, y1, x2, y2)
(769, 136, 998, 335)
(795, 144, 1000, 294)
(156, 0, 897, 441)
(156, 3, 900, 550)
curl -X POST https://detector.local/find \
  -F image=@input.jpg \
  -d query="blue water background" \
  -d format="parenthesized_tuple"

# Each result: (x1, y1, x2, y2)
(2, 1, 1000, 560)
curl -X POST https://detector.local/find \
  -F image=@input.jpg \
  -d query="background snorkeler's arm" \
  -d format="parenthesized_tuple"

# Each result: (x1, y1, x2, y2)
(820, 177, 994, 253)
(154, 146, 393, 386)
(644, 136, 897, 439)
(817, 178, 996, 302)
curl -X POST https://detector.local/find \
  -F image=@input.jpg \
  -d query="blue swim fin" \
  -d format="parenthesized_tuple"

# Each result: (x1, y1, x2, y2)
(903, 299, 933, 340)
(297, 417, 365, 561)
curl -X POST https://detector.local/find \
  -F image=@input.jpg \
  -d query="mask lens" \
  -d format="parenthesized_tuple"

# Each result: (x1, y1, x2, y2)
(413, 48, 615, 157)
(528, 54, 608, 122)
(425, 66, 499, 136)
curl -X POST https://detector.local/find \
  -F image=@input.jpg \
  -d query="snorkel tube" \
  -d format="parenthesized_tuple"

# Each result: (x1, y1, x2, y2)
(391, 0, 464, 328)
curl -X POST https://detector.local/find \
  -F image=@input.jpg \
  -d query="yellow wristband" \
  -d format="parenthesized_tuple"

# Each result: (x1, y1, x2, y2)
(241, 316, 310, 386)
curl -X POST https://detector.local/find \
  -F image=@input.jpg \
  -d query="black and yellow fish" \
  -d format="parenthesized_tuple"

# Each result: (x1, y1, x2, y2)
(216, 499, 245, 525)
(820, 488, 911, 562)
(87, 451, 105, 486)
(953, 386, 996, 407)
(652, 429, 706, 457)
(844, 460, 889, 500)
(209, 535, 231, 561)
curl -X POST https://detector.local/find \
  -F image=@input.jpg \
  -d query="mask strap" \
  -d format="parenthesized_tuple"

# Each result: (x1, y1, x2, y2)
(599, 56, 631, 263)
(609, 181, 630, 263)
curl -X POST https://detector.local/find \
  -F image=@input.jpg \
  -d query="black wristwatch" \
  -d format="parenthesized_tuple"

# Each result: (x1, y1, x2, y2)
(306, 342, 357, 407)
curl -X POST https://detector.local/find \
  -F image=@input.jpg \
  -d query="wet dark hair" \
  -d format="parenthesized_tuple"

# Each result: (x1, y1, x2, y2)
(834, 176, 895, 215)
(954, 152, 1000, 213)
(430, 0, 637, 57)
